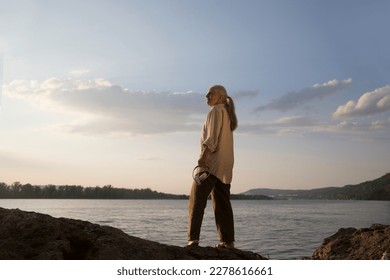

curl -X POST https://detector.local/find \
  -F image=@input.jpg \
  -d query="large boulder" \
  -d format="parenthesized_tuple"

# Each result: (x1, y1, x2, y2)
(0, 207, 265, 260)
(312, 224, 390, 260)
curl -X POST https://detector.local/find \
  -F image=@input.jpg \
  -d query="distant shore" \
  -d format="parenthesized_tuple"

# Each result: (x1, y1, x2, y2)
(0, 182, 271, 200)
(2, 172, 390, 200)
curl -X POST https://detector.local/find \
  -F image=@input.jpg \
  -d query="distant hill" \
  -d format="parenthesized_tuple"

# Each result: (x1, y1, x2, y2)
(243, 173, 390, 201)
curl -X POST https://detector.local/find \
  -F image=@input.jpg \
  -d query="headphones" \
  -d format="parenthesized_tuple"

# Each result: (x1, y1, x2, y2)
(192, 166, 211, 186)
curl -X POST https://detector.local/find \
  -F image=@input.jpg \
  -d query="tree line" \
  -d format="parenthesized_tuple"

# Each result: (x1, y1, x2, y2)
(0, 182, 188, 199)
(0, 181, 273, 200)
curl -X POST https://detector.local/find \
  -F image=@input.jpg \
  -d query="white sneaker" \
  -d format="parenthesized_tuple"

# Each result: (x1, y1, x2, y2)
(215, 242, 235, 249)
(187, 240, 199, 247)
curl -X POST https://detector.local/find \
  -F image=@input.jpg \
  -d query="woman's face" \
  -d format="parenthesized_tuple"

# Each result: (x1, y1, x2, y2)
(206, 89, 222, 106)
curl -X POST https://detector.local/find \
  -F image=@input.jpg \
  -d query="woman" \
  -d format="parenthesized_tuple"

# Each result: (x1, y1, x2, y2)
(187, 85, 238, 248)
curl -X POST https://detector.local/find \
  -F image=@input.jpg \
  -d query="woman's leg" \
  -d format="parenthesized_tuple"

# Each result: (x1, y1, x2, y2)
(211, 179, 235, 244)
(187, 176, 215, 242)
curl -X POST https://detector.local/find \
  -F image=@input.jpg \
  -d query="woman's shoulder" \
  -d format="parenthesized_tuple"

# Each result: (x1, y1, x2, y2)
(211, 104, 226, 112)
(207, 104, 227, 120)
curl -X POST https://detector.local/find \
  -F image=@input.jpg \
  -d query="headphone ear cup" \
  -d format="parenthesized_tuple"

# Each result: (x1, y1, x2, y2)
(194, 176, 201, 186)
(192, 166, 210, 186)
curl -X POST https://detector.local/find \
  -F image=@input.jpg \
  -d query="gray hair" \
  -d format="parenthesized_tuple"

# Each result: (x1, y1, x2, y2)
(209, 85, 238, 131)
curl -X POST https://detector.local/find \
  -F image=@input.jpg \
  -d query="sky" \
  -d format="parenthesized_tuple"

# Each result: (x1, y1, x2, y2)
(0, 0, 389, 194)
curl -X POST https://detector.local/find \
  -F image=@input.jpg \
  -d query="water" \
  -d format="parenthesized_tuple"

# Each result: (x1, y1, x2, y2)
(1, 199, 389, 259)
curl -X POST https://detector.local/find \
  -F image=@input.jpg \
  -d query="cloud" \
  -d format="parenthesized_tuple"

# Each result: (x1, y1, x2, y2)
(238, 114, 390, 138)
(332, 85, 390, 119)
(254, 78, 352, 112)
(272, 115, 316, 126)
(238, 115, 318, 135)
(371, 118, 390, 130)
(322, 119, 390, 142)
(3, 77, 208, 135)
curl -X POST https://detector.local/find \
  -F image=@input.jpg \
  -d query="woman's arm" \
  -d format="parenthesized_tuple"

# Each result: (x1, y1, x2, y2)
(200, 106, 222, 167)
(198, 145, 211, 168)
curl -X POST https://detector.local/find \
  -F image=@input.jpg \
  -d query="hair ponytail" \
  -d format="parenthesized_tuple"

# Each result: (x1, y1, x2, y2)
(226, 96, 238, 131)
(209, 84, 238, 131)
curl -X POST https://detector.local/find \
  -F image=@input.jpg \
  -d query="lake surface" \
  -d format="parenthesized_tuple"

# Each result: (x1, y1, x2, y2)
(1, 199, 389, 259)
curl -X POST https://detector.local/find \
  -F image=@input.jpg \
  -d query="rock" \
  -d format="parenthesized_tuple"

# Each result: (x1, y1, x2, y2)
(0, 207, 266, 260)
(312, 224, 390, 260)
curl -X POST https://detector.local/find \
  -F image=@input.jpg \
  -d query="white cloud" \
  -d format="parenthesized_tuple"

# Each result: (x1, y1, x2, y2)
(333, 85, 390, 119)
(254, 78, 352, 112)
(4, 77, 207, 135)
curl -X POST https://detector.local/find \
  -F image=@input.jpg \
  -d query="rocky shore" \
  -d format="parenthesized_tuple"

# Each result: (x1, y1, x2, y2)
(312, 223, 390, 260)
(0, 207, 264, 260)
(0, 207, 388, 260)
